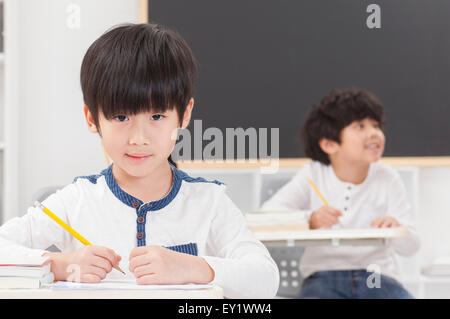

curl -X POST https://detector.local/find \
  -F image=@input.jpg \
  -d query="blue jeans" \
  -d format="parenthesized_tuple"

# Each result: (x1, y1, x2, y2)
(297, 270, 414, 299)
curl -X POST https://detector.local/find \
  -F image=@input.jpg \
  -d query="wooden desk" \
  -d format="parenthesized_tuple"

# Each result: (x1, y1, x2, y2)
(0, 284, 223, 299)
(254, 227, 409, 247)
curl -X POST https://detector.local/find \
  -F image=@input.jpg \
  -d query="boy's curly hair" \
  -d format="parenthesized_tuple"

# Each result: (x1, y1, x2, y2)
(301, 88, 385, 165)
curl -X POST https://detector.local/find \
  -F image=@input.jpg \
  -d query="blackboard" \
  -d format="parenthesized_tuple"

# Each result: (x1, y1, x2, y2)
(149, 0, 450, 159)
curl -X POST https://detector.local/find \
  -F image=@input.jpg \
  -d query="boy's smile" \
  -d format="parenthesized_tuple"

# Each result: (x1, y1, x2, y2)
(83, 99, 193, 195)
(338, 118, 385, 164)
(125, 153, 152, 162)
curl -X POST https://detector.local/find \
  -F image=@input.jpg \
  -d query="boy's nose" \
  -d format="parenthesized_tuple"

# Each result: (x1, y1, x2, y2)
(129, 124, 150, 145)
(367, 126, 381, 137)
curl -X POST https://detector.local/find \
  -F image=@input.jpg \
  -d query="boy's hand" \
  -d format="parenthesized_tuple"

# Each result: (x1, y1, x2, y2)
(129, 245, 214, 285)
(44, 245, 121, 283)
(309, 206, 343, 229)
(370, 216, 400, 228)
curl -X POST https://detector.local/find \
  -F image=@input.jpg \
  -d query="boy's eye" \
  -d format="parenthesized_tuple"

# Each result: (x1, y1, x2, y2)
(356, 123, 364, 129)
(151, 114, 165, 121)
(114, 115, 129, 122)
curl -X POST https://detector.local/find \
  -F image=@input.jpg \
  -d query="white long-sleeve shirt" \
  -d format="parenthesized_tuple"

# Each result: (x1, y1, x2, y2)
(0, 165, 279, 298)
(261, 161, 420, 281)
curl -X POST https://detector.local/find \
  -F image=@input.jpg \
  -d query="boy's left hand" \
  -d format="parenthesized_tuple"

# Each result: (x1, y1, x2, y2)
(129, 245, 214, 285)
(370, 216, 401, 228)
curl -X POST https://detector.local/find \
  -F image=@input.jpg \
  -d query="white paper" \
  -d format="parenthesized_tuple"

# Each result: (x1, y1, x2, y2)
(52, 280, 213, 290)
(52, 267, 212, 290)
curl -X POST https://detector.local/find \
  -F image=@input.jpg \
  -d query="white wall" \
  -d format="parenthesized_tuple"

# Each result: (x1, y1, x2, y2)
(6, 0, 138, 219)
(418, 167, 450, 265)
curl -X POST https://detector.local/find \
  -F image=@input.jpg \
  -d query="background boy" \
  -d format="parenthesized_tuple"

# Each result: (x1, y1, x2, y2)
(261, 88, 419, 298)
(0, 23, 279, 299)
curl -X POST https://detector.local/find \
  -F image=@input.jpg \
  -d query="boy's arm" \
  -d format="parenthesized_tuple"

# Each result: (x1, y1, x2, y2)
(0, 184, 75, 257)
(201, 189, 280, 299)
(260, 166, 312, 216)
(386, 175, 420, 256)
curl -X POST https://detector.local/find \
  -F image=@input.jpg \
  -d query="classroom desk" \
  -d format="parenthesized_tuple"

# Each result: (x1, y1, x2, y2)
(253, 226, 409, 247)
(0, 284, 223, 299)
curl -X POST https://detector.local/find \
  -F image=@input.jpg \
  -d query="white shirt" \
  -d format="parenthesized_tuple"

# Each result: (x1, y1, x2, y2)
(261, 161, 420, 281)
(0, 165, 279, 298)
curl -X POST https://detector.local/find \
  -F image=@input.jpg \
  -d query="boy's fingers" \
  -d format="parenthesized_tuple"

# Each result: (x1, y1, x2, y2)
(323, 206, 343, 217)
(136, 273, 160, 285)
(133, 264, 155, 279)
(90, 255, 113, 272)
(324, 214, 339, 225)
(330, 208, 343, 217)
(84, 265, 107, 279)
(91, 246, 119, 266)
(81, 273, 102, 283)
(371, 218, 381, 228)
(129, 246, 150, 259)
(323, 211, 341, 223)
(320, 215, 338, 228)
(380, 219, 392, 228)
(129, 253, 153, 272)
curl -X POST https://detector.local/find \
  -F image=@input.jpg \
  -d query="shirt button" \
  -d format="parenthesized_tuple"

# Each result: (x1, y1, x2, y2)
(132, 202, 139, 208)
(344, 207, 348, 211)
(137, 217, 145, 224)
(347, 186, 351, 190)
(137, 232, 144, 239)
(345, 197, 349, 200)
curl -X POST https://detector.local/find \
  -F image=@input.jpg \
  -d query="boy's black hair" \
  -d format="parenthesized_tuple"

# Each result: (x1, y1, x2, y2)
(301, 88, 385, 165)
(80, 23, 197, 130)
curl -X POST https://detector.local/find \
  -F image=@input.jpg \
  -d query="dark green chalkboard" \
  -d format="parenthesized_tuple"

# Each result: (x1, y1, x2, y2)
(149, 0, 450, 158)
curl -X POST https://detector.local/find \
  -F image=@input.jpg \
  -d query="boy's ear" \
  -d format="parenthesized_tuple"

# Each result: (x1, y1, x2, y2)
(181, 98, 194, 129)
(319, 138, 339, 155)
(83, 105, 99, 134)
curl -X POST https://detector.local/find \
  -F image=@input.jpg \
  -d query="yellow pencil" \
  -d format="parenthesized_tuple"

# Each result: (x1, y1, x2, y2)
(307, 179, 329, 206)
(34, 201, 125, 275)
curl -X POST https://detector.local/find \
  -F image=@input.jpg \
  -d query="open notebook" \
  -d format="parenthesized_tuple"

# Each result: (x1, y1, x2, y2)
(53, 268, 212, 290)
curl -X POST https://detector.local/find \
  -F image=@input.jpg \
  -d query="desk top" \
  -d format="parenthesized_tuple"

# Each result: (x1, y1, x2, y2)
(0, 284, 223, 299)
(254, 226, 409, 242)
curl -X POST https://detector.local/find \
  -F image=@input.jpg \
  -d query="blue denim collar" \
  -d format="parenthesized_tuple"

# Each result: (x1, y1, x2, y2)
(101, 163, 182, 211)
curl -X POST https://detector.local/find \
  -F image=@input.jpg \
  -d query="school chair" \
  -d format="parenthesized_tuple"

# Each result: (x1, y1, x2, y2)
(260, 171, 305, 298)
(267, 245, 305, 298)
(31, 185, 63, 205)
(31, 185, 63, 252)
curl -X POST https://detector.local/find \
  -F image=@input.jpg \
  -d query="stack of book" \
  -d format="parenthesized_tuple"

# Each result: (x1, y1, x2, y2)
(245, 210, 309, 232)
(422, 256, 450, 276)
(0, 256, 54, 289)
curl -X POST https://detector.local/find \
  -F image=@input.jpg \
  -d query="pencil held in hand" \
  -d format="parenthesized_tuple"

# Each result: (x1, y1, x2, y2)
(307, 179, 329, 206)
(34, 201, 125, 275)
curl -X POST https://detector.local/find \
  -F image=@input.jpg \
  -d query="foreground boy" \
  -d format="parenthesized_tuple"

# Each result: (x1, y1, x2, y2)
(0, 23, 279, 299)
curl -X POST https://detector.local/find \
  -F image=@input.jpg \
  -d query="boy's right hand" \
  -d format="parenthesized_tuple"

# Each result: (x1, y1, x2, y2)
(309, 206, 343, 229)
(44, 246, 121, 283)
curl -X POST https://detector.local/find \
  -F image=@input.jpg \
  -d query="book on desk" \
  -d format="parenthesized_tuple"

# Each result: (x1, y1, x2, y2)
(0, 256, 54, 289)
(245, 210, 309, 232)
